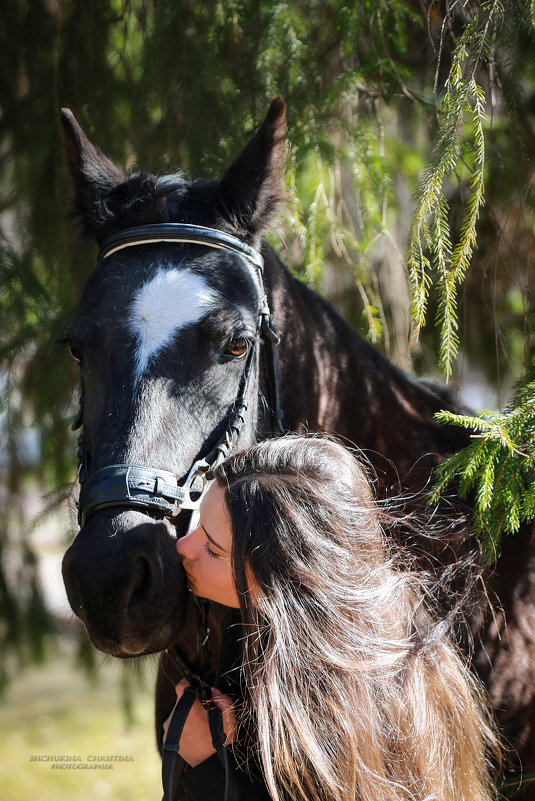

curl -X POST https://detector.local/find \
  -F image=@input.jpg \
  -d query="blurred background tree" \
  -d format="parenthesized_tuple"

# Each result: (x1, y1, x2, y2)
(0, 0, 534, 684)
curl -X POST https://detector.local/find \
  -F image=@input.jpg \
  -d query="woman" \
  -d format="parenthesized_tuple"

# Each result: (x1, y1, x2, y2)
(165, 435, 499, 801)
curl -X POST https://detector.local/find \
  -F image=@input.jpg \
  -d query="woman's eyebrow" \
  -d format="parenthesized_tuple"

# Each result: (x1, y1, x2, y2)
(201, 524, 227, 553)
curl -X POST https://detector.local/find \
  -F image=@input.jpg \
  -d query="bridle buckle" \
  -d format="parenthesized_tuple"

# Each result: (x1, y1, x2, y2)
(176, 458, 212, 513)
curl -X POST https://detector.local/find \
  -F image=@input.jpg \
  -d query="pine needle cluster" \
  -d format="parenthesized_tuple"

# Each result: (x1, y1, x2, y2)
(410, 0, 535, 563)
(430, 363, 535, 563)
(408, 0, 506, 377)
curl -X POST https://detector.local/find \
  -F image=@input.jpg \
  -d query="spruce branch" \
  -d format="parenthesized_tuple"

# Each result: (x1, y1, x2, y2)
(430, 366, 535, 563)
(408, 0, 502, 376)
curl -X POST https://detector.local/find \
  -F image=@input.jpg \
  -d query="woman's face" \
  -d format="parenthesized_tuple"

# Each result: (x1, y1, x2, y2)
(175, 482, 240, 608)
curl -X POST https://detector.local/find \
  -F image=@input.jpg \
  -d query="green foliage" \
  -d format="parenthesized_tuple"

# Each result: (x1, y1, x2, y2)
(408, 0, 535, 377)
(430, 364, 535, 563)
(420, 0, 535, 558)
(408, 1, 498, 376)
(1, 0, 535, 679)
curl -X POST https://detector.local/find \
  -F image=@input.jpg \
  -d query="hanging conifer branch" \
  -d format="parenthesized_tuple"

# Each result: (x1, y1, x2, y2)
(430, 363, 535, 563)
(408, 0, 502, 376)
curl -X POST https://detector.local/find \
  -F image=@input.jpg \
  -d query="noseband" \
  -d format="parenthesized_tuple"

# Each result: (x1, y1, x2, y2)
(74, 223, 284, 527)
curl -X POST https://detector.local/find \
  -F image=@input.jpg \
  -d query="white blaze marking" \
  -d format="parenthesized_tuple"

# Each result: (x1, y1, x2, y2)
(129, 268, 217, 381)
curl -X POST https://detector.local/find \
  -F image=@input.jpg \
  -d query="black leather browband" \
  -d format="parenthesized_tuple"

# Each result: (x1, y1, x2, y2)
(98, 223, 264, 270)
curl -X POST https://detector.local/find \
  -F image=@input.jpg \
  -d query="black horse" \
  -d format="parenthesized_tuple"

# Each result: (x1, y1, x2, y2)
(61, 98, 535, 778)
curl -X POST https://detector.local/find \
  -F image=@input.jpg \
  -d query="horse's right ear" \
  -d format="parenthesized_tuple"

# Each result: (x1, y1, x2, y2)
(216, 97, 288, 243)
(60, 108, 125, 238)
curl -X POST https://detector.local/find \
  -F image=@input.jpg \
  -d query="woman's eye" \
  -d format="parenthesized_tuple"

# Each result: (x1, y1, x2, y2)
(204, 541, 218, 559)
(223, 336, 249, 360)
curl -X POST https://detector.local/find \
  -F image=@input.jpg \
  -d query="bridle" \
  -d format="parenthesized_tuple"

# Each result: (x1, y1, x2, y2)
(72, 223, 284, 801)
(73, 223, 284, 528)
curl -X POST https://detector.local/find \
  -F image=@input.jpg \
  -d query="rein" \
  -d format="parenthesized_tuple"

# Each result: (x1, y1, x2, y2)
(72, 223, 283, 801)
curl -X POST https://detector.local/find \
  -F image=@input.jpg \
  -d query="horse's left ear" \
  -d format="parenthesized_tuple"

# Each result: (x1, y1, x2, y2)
(60, 108, 126, 239)
(216, 97, 287, 242)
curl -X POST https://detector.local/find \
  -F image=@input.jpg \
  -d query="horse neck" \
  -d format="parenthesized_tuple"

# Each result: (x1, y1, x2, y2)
(263, 247, 471, 493)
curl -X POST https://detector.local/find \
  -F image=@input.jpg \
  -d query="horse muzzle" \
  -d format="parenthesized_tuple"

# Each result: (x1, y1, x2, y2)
(62, 508, 188, 656)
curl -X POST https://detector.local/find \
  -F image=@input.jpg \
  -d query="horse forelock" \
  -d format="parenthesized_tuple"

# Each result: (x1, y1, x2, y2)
(82, 170, 222, 241)
(97, 171, 190, 228)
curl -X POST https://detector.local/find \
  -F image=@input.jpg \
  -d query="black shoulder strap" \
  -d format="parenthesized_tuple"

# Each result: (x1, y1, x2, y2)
(161, 687, 237, 801)
(161, 686, 197, 801)
(208, 705, 238, 801)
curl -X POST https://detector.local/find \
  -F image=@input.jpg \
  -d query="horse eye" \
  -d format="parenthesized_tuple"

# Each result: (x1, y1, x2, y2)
(69, 343, 82, 362)
(224, 336, 249, 359)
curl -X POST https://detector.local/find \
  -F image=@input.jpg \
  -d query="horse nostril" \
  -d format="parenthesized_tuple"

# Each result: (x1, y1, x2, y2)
(126, 555, 155, 617)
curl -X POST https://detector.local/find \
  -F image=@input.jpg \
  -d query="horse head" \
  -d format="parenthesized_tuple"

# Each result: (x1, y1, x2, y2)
(61, 99, 287, 657)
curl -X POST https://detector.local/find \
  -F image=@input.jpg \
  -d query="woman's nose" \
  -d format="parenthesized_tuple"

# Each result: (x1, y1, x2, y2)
(175, 529, 197, 560)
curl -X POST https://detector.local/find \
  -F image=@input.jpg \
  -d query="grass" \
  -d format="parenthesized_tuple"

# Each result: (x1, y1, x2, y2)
(0, 645, 163, 801)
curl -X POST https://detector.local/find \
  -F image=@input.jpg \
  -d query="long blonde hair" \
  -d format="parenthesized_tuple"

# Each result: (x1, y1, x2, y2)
(214, 435, 499, 801)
